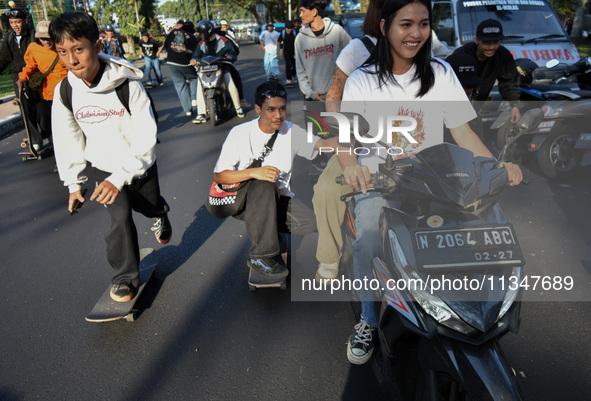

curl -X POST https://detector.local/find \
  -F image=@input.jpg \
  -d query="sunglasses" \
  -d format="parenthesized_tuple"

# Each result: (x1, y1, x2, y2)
(6, 9, 25, 18)
(262, 90, 286, 98)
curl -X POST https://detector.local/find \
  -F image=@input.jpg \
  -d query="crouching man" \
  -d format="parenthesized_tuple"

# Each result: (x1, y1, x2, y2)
(213, 81, 336, 278)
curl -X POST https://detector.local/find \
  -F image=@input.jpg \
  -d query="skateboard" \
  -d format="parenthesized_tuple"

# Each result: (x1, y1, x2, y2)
(85, 248, 158, 322)
(143, 82, 156, 89)
(14, 90, 51, 162)
(248, 251, 288, 292)
(285, 82, 295, 88)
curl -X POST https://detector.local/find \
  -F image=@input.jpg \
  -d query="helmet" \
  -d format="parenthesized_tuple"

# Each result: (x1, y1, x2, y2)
(183, 20, 195, 34)
(196, 20, 214, 37)
(515, 58, 538, 84)
(105, 24, 115, 32)
(211, 19, 221, 30)
(220, 19, 229, 26)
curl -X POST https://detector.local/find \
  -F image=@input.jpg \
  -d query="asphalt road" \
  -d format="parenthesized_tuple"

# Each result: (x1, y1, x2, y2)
(0, 42, 590, 400)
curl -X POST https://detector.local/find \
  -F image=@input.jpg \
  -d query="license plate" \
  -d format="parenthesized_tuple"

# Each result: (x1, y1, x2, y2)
(200, 64, 218, 72)
(537, 121, 555, 128)
(575, 133, 591, 149)
(412, 225, 524, 270)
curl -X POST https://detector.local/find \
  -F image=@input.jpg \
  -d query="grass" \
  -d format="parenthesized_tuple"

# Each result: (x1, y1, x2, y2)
(0, 74, 14, 98)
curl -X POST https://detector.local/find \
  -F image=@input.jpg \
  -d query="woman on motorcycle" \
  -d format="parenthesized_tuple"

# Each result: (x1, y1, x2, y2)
(338, 0, 523, 365)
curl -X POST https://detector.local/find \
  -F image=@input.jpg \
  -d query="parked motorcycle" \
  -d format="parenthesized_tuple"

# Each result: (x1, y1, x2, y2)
(494, 56, 591, 177)
(194, 55, 233, 127)
(331, 114, 525, 400)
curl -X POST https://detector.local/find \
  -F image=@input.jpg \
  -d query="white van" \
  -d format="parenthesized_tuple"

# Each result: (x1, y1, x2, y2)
(432, 0, 580, 65)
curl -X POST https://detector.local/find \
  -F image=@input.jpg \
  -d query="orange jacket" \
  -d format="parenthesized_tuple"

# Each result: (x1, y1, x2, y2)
(19, 42, 68, 101)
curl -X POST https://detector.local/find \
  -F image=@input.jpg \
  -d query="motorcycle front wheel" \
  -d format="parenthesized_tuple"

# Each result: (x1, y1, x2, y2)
(496, 122, 522, 163)
(537, 131, 579, 178)
(208, 97, 219, 127)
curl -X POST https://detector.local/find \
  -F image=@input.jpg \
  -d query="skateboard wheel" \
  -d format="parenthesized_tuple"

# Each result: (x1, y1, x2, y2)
(125, 312, 136, 322)
(281, 282, 287, 290)
(21, 156, 27, 162)
(37, 155, 43, 161)
(249, 285, 256, 292)
(21, 142, 27, 148)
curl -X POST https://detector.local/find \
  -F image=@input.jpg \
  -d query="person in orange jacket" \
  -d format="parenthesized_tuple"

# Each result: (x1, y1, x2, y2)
(17, 20, 68, 148)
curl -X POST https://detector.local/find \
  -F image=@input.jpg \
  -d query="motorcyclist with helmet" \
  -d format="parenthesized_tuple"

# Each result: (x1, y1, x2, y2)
(101, 24, 125, 58)
(213, 18, 250, 108)
(190, 20, 244, 123)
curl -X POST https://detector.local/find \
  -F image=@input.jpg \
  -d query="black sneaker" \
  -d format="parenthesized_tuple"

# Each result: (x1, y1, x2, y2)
(152, 214, 172, 244)
(347, 317, 376, 365)
(247, 255, 289, 279)
(110, 283, 134, 303)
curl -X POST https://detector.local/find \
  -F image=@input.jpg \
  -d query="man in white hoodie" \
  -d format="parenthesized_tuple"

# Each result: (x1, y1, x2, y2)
(295, 0, 350, 101)
(50, 11, 172, 303)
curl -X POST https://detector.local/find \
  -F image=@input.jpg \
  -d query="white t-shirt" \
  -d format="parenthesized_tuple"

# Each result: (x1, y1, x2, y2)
(342, 59, 476, 173)
(336, 35, 377, 76)
(214, 119, 318, 197)
(260, 30, 280, 53)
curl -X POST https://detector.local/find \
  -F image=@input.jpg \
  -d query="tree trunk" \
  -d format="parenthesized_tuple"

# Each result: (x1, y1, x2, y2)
(571, 0, 589, 38)
(126, 35, 136, 57)
(333, 0, 342, 15)
(360, 0, 369, 13)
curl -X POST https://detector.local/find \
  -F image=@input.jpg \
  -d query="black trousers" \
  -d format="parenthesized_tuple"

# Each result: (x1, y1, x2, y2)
(94, 163, 169, 288)
(234, 180, 316, 258)
(12, 77, 43, 146)
(284, 52, 296, 81)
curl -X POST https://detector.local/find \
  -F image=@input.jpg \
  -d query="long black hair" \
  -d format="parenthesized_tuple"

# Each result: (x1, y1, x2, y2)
(364, 0, 438, 98)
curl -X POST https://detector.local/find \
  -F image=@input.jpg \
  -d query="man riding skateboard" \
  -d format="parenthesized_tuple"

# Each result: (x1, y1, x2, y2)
(50, 11, 172, 303)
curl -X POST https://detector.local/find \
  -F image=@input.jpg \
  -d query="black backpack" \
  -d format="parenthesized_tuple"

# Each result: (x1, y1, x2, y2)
(59, 77, 159, 123)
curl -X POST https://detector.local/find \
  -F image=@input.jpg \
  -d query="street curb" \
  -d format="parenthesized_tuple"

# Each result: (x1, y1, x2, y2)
(0, 112, 23, 141)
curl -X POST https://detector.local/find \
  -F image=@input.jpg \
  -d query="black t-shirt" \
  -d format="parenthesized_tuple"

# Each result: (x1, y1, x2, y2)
(163, 28, 198, 65)
(140, 38, 161, 59)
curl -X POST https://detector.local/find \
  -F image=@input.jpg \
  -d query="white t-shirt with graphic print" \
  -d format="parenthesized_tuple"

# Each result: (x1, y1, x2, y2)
(341, 59, 476, 173)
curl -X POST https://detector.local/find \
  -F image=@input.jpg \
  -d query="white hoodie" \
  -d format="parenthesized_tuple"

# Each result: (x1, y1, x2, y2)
(52, 54, 157, 193)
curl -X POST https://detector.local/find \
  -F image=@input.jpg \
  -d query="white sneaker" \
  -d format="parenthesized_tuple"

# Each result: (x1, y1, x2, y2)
(315, 262, 339, 283)
(236, 108, 245, 118)
(191, 100, 198, 107)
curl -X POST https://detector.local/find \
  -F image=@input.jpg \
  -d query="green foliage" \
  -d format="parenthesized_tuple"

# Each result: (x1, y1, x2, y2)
(548, 0, 578, 18)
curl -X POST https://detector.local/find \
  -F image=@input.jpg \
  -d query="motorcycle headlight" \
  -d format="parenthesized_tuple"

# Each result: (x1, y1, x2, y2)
(496, 266, 522, 322)
(388, 230, 477, 335)
(542, 105, 561, 118)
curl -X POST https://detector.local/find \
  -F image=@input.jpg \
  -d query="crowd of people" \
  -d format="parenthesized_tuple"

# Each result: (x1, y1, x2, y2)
(0, 0, 524, 366)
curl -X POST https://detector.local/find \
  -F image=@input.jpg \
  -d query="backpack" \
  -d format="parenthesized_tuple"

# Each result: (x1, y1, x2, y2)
(59, 77, 158, 124)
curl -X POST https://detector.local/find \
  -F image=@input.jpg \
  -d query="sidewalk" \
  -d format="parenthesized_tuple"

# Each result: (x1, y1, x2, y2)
(0, 94, 22, 140)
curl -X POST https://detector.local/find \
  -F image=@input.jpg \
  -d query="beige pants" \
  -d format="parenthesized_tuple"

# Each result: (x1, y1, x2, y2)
(312, 155, 351, 265)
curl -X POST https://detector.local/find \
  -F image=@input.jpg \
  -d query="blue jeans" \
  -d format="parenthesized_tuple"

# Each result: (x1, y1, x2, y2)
(168, 64, 198, 114)
(144, 57, 162, 84)
(264, 50, 279, 78)
(353, 192, 400, 328)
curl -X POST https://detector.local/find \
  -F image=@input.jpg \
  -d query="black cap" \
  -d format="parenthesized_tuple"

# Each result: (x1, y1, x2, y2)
(476, 19, 504, 41)
(446, 53, 481, 88)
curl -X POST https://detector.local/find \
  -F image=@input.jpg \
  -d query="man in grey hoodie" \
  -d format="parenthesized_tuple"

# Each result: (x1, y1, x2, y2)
(295, 0, 351, 101)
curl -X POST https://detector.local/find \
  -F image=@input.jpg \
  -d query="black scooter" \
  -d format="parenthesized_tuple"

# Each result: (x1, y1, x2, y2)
(493, 56, 591, 178)
(333, 114, 525, 400)
(194, 55, 234, 127)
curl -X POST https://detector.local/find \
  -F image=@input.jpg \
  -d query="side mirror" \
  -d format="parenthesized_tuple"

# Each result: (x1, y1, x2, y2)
(546, 59, 560, 69)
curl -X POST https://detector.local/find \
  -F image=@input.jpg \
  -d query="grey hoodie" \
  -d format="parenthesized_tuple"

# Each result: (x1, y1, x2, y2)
(295, 17, 351, 100)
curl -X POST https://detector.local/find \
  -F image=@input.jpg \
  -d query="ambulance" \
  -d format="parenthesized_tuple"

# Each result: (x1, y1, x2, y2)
(432, 0, 580, 65)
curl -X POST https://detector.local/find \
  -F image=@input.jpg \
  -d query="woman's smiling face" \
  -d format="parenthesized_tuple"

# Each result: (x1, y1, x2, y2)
(381, 2, 430, 74)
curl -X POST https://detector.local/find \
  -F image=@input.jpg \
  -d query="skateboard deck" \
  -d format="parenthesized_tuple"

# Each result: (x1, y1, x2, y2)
(248, 251, 288, 292)
(85, 248, 158, 322)
(143, 82, 156, 89)
(14, 92, 40, 162)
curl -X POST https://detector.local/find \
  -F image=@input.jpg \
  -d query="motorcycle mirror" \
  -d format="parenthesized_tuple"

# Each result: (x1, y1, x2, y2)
(545, 59, 560, 69)
(498, 108, 544, 164)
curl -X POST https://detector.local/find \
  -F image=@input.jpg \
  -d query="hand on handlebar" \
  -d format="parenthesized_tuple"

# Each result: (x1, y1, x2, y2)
(342, 164, 373, 193)
(504, 161, 523, 186)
